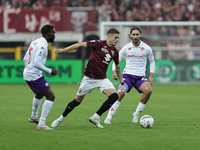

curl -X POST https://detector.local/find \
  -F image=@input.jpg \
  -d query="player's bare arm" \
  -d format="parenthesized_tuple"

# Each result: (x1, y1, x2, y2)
(115, 64, 126, 92)
(55, 42, 87, 54)
(148, 73, 154, 86)
(112, 69, 118, 80)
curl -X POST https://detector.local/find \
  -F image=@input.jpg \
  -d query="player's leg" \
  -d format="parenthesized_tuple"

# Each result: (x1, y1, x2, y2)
(51, 95, 83, 127)
(132, 81, 152, 123)
(104, 84, 127, 124)
(89, 78, 118, 128)
(37, 87, 55, 130)
(104, 74, 132, 124)
(89, 88, 118, 128)
(51, 75, 92, 127)
(28, 94, 43, 124)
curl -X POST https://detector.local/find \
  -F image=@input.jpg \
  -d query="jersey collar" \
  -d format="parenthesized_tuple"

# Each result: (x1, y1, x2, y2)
(130, 40, 142, 48)
(41, 37, 48, 46)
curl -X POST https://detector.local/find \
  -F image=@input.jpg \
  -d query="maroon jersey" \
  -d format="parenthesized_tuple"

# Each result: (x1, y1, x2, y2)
(84, 40, 119, 79)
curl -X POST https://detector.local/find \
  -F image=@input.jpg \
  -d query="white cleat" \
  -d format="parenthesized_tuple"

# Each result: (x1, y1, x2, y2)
(132, 112, 139, 124)
(36, 124, 53, 130)
(89, 116, 104, 128)
(28, 116, 39, 124)
(104, 118, 111, 124)
(51, 118, 63, 127)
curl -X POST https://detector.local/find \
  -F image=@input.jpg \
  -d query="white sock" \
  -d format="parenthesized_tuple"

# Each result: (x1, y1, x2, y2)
(38, 100, 53, 126)
(31, 97, 42, 119)
(93, 113, 100, 119)
(106, 101, 120, 120)
(135, 102, 146, 115)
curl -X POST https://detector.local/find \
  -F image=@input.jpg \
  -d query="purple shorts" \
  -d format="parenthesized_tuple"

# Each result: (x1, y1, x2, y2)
(122, 74, 149, 93)
(26, 74, 50, 95)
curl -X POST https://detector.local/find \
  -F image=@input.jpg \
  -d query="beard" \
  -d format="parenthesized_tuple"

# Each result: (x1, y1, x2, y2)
(49, 36, 55, 43)
(133, 38, 139, 44)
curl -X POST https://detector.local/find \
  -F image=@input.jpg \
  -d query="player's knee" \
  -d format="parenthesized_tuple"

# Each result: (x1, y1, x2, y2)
(47, 93, 55, 101)
(109, 93, 119, 103)
(145, 87, 152, 95)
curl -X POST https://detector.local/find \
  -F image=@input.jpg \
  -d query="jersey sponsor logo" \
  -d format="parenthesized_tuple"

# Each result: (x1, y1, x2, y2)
(101, 47, 108, 53)
(127, 54, 144, 58)
(128, 48, 131, 50)
(41, 47, 44, 49)
(141, 47, 145, 51)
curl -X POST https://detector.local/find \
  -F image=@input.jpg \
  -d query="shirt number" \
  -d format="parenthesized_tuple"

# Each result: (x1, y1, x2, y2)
(104, 54, 111, 62)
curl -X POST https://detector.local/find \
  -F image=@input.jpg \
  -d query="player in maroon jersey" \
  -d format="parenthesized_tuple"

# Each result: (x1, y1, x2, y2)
(51, 28, 126, 128)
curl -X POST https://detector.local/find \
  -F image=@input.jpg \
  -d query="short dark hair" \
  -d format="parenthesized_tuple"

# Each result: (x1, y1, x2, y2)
(41, 24, 54, 35)
(107, 28, 120, 35)
(130, 26, 141, 34)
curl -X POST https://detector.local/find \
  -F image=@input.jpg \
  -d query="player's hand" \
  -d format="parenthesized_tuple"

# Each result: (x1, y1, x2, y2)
(54, 48, 64, 55)
(121, 85, 126, 93)
(51, 68, 58, 76)
(112, 73, 118, 80)
(149, 77, 154, 86)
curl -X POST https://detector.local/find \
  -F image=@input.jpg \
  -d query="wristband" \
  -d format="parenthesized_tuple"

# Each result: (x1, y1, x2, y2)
(121, 82, 124, 85)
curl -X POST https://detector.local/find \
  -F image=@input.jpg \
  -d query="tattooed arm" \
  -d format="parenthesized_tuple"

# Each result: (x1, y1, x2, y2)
(115, 64, 126, 92)
(115, 64, 123, 83)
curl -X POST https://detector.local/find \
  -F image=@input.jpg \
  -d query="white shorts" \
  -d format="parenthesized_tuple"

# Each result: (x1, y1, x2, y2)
(76, 75, 115, 96)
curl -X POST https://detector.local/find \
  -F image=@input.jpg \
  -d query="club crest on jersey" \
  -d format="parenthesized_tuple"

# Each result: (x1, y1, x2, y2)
(45, 82, 49, 86)
(41, 47, 44, 49)
(141, 47, 145, 51)
(111, 50, 114, 56)
(128, 48, 131, 50)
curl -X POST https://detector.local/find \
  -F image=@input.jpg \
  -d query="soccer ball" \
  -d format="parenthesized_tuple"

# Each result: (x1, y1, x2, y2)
(140, 115, 154, 128)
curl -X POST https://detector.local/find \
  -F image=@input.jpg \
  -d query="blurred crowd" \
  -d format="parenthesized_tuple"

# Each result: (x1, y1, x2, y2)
(1, 0, 200, 37)
(0, 0, 199, 22)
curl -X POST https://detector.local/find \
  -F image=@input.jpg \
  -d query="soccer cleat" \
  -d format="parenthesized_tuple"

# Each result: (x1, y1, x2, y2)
(89, 116, 104, 128)
(36, 124, 54, 130)
(132, 112, 139, 124)
(104, 118, 111, 124)
(28, 117, 39, 124)
(51, 118, 63, 127)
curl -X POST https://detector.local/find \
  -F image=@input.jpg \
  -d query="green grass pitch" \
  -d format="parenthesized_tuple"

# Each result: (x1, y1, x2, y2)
(0, 83, 200, 150)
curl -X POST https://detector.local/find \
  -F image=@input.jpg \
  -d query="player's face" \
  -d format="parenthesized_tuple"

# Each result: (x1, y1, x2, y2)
(109, 33, 119, 46)
(48, 28, 56, 43)
(130, 30, 141, 44)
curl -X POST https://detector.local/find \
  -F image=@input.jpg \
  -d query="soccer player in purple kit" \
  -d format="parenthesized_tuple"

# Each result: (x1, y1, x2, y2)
(51, 28, 126, 128)
(104, 27, 155, 124)
(23, 24, 57, 130)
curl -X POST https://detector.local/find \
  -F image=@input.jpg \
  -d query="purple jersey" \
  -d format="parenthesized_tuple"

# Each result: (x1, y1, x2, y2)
(84, 40, 119, 79)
